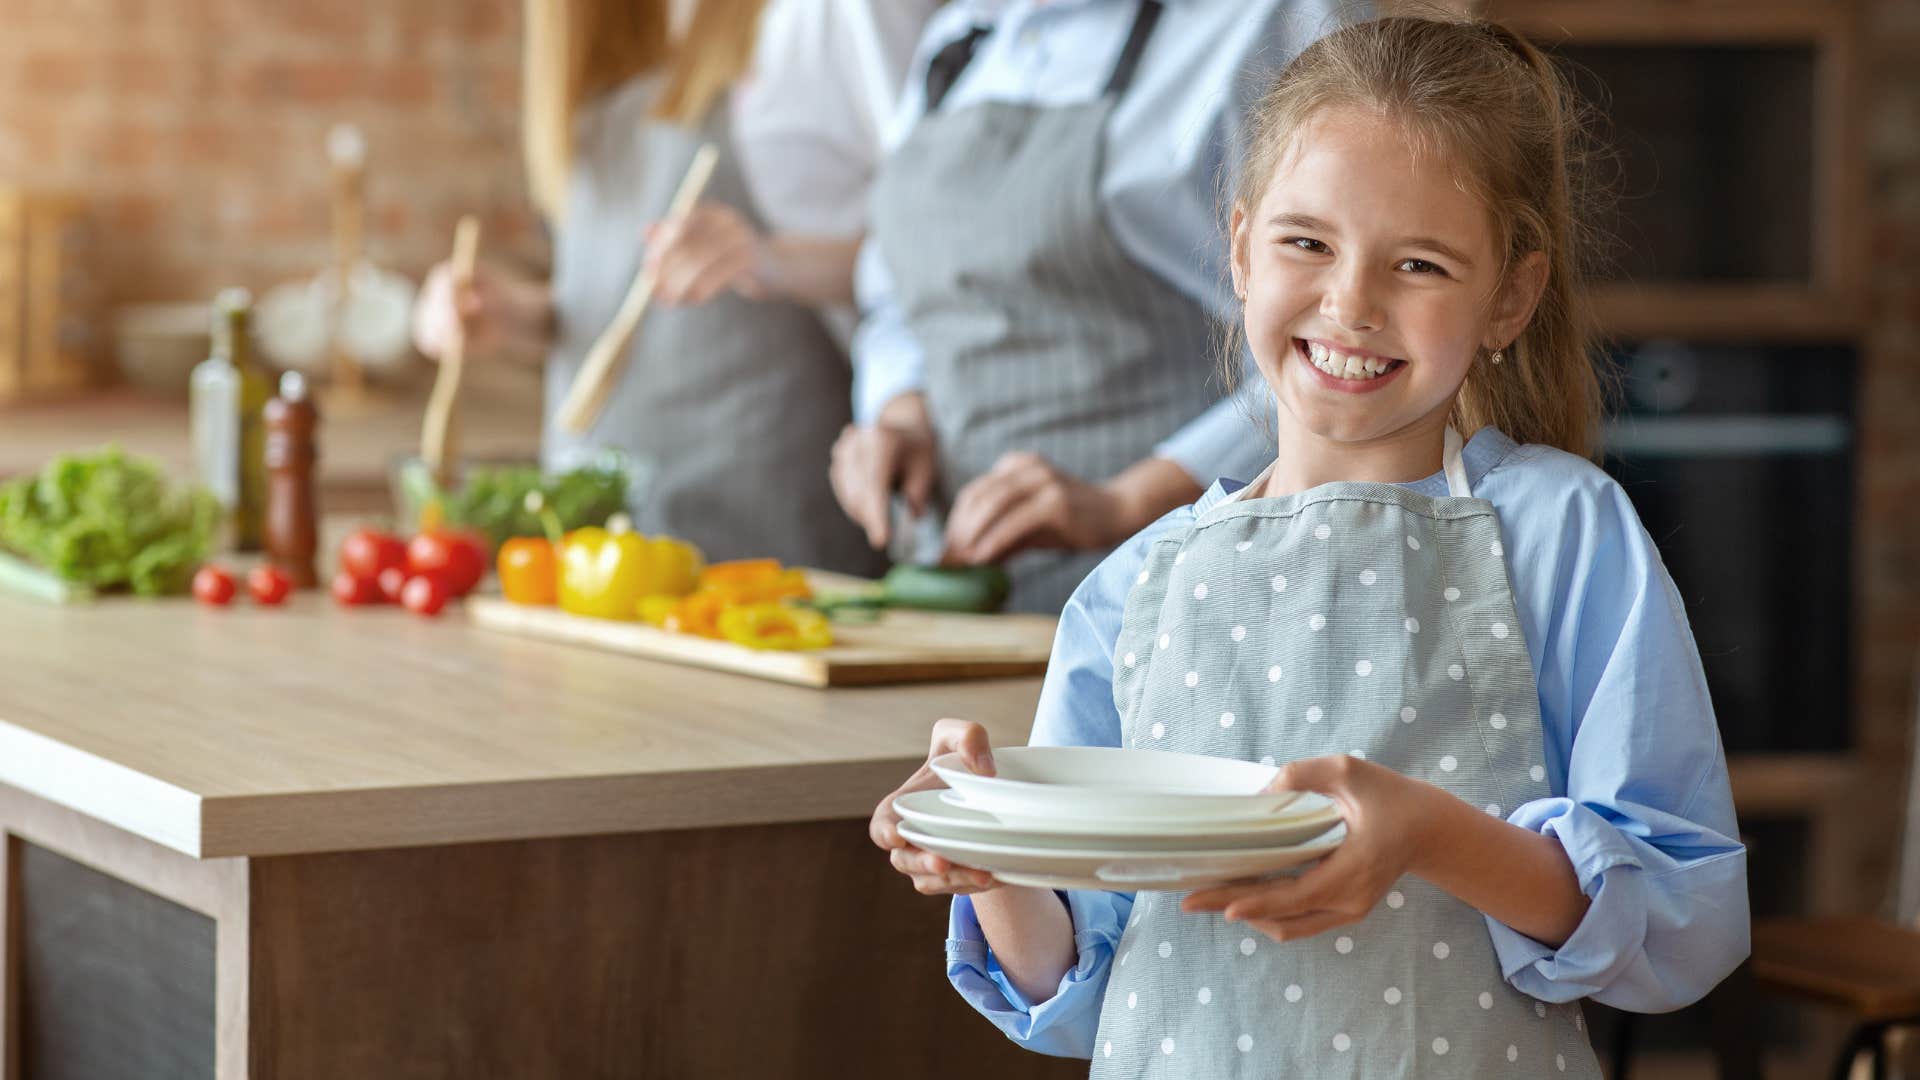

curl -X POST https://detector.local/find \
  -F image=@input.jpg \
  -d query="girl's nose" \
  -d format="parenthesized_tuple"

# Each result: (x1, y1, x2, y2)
(1320, 266, 1384, 333)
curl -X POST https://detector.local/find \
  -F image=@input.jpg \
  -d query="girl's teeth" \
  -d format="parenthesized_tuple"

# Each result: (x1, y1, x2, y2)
(1305, 340, 1391, 380)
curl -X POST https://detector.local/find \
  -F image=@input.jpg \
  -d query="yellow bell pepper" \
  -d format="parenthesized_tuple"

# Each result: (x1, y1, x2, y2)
(558, 526, 649, 620)
(635, 536, 704, 597)
(559, 520, 704, 621)
(717, 603, 834, 651)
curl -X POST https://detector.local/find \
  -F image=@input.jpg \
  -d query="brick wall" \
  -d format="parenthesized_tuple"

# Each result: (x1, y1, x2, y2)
(0, 0, 547, 306)
(1855, 0, 1920, 899)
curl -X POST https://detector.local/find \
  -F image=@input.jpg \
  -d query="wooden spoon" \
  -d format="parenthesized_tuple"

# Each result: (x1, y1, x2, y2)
(420, 215, 482, 487)
(554, 142, 719, 434)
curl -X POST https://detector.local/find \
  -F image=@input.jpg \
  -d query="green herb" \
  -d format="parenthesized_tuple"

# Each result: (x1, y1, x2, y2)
(443, 461, 628, 550)
(0, 446, 219, 596)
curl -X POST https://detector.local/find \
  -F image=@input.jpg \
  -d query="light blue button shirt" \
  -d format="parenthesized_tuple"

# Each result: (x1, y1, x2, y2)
(944, 428, 1751, 1058)
(852, 0, 1348, 485)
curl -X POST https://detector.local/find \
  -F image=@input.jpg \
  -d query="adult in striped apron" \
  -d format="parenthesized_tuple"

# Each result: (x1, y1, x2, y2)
(545, 78, 884, 575)
(867, 0, 1222, 612)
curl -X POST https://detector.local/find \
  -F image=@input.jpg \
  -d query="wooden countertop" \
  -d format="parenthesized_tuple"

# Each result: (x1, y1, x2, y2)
(0, 590, 1045, 860)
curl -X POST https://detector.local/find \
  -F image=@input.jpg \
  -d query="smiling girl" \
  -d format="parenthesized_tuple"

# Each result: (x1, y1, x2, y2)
(870, 14, 1749, 1077)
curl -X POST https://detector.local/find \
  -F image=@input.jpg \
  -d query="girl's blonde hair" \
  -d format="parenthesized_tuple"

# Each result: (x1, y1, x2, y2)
(1225, 13, 1609, 459)
(521, 0, 767, 223)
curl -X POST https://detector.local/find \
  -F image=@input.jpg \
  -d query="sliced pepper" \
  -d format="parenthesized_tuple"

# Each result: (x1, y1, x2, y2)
(717, 603, 834, 651)
(661, 591, 731, 638)
(698, 559, 785, 589)
(497, 537, 557, 605)
(637, 593, 680, 627)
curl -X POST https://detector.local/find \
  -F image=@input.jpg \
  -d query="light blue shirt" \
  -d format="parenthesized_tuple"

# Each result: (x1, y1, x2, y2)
(852, 0, 1347, 485)
(944, 428, 1751, 1058)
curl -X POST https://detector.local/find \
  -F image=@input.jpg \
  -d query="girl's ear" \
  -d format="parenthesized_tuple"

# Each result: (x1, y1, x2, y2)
(1229, 202, 1251, 301)
(1485, 250, 1548, 351)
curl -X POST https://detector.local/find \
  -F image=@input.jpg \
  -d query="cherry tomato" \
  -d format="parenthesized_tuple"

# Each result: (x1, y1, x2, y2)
(401, 574, 448, 616)
(192, 565, 236, 607)
(407, 530, 486, 597)
(331, 568, 383, 606)
(376, 565, 408, 603)
(339, 528, 408, 583)
(247, 565, 294, 606)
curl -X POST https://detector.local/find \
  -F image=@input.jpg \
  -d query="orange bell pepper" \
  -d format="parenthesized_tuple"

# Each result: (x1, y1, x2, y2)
(497, 538, 557, 605)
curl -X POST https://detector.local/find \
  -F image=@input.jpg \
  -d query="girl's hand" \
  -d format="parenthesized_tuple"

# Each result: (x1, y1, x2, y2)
(1181, 755, 1445, 941)
(870, 718, 1001, 896)
(644, 202, 767, 306)
(411, 258, 553, 363)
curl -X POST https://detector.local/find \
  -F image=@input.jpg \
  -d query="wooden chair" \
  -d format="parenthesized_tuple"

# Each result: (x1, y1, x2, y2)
(1749, 653, 1920, 1080)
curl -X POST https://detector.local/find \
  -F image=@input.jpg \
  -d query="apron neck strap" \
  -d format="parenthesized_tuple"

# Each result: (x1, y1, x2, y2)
(1443, 426, 1473, 498)
(1102, 0, 1165, 99)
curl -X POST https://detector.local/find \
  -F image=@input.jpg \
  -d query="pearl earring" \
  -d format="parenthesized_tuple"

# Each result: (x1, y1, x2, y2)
(1490, 348, 1504, 365)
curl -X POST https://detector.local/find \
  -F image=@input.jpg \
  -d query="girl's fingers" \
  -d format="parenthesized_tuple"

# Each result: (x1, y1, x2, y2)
(1242, 909, 1349, 943)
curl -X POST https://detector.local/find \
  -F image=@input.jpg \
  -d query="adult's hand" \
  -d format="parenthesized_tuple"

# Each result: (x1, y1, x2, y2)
(942, 454, 1204, 566)
(870, 718, 1000, 896)
(830, 392, 938, 550)
(644, 201, 768, 306)
(412, 258, 554, 364)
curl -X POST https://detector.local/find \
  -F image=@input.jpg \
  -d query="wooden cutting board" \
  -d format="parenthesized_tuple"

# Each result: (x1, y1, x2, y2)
(464, 591, 1057, 689)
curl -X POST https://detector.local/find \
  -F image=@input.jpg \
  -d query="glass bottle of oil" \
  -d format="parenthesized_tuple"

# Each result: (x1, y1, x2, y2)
(189, 288, 270, 549)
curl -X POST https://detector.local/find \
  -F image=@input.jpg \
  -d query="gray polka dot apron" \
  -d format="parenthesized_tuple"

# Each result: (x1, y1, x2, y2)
(1093, 428, 1601, 1078)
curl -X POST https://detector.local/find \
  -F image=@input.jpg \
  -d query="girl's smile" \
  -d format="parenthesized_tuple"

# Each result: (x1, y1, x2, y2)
(1293, 336, 1407, 393)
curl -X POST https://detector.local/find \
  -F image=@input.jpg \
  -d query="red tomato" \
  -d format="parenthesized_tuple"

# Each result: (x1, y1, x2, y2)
(407, 530, 486, 597)
(376, 565, 408, 603)
(338, 528, 408, 583)
(400, 574, 448, 616)
(247, 565, 294, 606)
(331, 568, 383, 606)
(192, 565, 236, 607)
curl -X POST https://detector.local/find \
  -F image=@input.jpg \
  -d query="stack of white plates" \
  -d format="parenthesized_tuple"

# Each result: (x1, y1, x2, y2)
(894, 746, 1345, 891)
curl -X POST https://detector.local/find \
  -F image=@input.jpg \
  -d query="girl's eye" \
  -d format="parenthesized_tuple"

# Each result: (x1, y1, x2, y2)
(1285, 237, 1330, 254)
(1398, 258, 1449, 276)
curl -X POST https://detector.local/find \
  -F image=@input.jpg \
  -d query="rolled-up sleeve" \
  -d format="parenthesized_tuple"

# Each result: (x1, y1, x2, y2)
(945, 889, 1134, 1058)
(1484, 473, 1749, 1012)
(850, 237, 925, 423)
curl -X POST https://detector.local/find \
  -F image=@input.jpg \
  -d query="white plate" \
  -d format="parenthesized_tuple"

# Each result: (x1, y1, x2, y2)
(896, 821, 1346, 892)
(894, 789, 1341, 848)
(929, 746, 1304, 826)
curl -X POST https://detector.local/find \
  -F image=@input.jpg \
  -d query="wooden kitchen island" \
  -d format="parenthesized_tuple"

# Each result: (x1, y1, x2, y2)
(0, 592, 1086, 1079)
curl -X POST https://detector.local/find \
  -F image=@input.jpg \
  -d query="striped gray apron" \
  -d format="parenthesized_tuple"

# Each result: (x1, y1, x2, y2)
(869, 0, 1226, 613)
(1093, 429, 1601, 1078)
(544, 79, 884, 575)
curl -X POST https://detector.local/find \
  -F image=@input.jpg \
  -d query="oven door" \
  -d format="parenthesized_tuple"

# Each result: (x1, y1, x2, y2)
(1602, 340, 1856, 753)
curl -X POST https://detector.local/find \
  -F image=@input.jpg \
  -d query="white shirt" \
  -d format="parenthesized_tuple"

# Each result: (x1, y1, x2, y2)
(731, 0, 942, 238)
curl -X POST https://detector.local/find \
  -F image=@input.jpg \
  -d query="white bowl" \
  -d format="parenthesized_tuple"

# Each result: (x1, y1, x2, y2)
(893, 788, 1339, 850)
(929, 746, 1304, 827)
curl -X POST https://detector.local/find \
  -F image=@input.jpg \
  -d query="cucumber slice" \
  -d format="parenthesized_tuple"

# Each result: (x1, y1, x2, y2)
(881, 565, 1010, 614)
